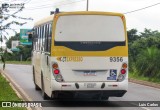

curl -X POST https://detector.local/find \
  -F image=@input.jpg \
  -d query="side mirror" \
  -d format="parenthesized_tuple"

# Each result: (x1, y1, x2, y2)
(28, 34, 33, 42)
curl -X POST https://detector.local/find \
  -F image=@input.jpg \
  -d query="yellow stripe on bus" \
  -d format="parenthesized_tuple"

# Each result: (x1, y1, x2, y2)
(51, 46, 128, 56)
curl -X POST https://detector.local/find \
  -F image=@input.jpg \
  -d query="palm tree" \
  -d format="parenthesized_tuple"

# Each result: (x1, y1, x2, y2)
(135, 47, 160, 78)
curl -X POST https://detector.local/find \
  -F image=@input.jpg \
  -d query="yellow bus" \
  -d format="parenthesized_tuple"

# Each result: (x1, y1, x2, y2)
(32, 10, 128, 100)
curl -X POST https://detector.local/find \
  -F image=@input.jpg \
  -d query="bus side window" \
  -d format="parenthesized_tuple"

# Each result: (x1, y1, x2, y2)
(33, 28, 38, 50)
(36, 27, 38, 51)
(40, 26, 42, 51)
(42, 25, 45, 51)
(45, 24, 49, 52)
(37, 27, 40, 51)
(33, 28, 36, 50)
(38, 27, 40, 51)
(48, 23, 52, 52)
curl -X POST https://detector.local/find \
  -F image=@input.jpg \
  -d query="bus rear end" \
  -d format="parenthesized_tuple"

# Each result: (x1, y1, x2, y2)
(51, 12, 128, 99)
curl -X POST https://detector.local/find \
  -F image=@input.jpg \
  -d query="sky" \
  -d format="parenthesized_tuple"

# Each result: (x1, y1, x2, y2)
(1, 0, 160, 39)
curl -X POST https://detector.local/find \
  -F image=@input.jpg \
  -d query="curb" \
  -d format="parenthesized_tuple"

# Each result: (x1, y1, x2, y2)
(129, 78, 160, 89)
(1, 70, 43, 110)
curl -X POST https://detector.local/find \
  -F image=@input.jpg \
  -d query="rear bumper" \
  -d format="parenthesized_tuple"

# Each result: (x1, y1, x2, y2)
(52, 90, 127, 99)
(51, 79, 128, 91)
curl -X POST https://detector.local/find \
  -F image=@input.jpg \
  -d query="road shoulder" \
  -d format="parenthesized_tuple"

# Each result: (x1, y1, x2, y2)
(1, 69, 42, 110)
(129, 78, 160, 89)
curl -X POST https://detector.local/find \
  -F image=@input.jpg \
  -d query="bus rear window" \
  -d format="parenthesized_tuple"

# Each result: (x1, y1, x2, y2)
(54, 15, 126, 51)
(55, 15, 125, 42)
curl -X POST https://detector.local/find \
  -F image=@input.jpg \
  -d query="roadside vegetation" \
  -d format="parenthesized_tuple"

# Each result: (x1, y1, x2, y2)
(5, 61, 31, 65)
(128, 28, 160, 84)
(4, 33, 32, 62)
(0, 74, 26, 110)
(0, 2, 32, 64)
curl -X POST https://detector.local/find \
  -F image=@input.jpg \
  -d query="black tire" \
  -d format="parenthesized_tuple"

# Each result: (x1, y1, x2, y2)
(51, 92, 59, 100)
(35, 84, 41, 90)
(33, 67, 40, 90)
(41, 74, 49, 100)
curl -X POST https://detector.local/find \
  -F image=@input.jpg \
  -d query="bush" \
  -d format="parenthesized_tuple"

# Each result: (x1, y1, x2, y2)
(135, 47, 160, 78)
(26, 57, 31, 61)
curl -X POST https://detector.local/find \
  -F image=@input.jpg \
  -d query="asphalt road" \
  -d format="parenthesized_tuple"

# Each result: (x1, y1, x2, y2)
(3, 64, 160, 110)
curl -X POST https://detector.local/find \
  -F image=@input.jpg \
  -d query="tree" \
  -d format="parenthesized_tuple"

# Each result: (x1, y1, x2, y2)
(127, 29, 139, 43)
(140, 28, 160, 38)
(4, 32, 32, 61)
(17, 45, 32, 61)
(135, 47, 160, 78)
(6, 33, 20, 48)
(0, 2, 33, 48)
(0, 2, 33, 66)
(129, 28, 160, 81)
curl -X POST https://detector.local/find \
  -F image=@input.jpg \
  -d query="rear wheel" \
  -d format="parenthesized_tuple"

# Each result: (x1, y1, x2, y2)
(33, 67, 40, 90)
(41, 74, 49, 100)
(51, 91, 59, 99)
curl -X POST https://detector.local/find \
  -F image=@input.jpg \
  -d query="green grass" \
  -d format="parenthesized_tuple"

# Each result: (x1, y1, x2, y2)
(129, 72, 160, 84)
(5, 61, 31, 65)
(0, 74, 26, 110)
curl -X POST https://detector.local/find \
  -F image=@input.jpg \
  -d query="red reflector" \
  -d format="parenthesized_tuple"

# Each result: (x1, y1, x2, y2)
(62, 85, 67, 87)
(54, 69, 60, 74)
(121, 69, 126, 74)
(113, 85, 118, 87)
(121, 16, 125, 20)
(62, 85, 71, 87)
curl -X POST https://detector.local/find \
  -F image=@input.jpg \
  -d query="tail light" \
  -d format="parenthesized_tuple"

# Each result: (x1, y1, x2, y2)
(52, 63, 58, 69)
(54, 69, 60, 74)
(56, 75, 63, 82)
(117, 63, 128, 82)
(121, 69, 126, 74)
(52, 63, 64, 82)
(122, 63, 127, 69)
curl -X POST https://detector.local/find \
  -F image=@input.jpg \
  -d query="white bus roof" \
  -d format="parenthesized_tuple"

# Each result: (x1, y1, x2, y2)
(34, 15, 54, 27)
(34, 11, 125, 27)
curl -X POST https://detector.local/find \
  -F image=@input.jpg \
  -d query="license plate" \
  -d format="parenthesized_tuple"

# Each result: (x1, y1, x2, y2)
(83, 71, 97, 76)
(84, 83, 96, 88)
